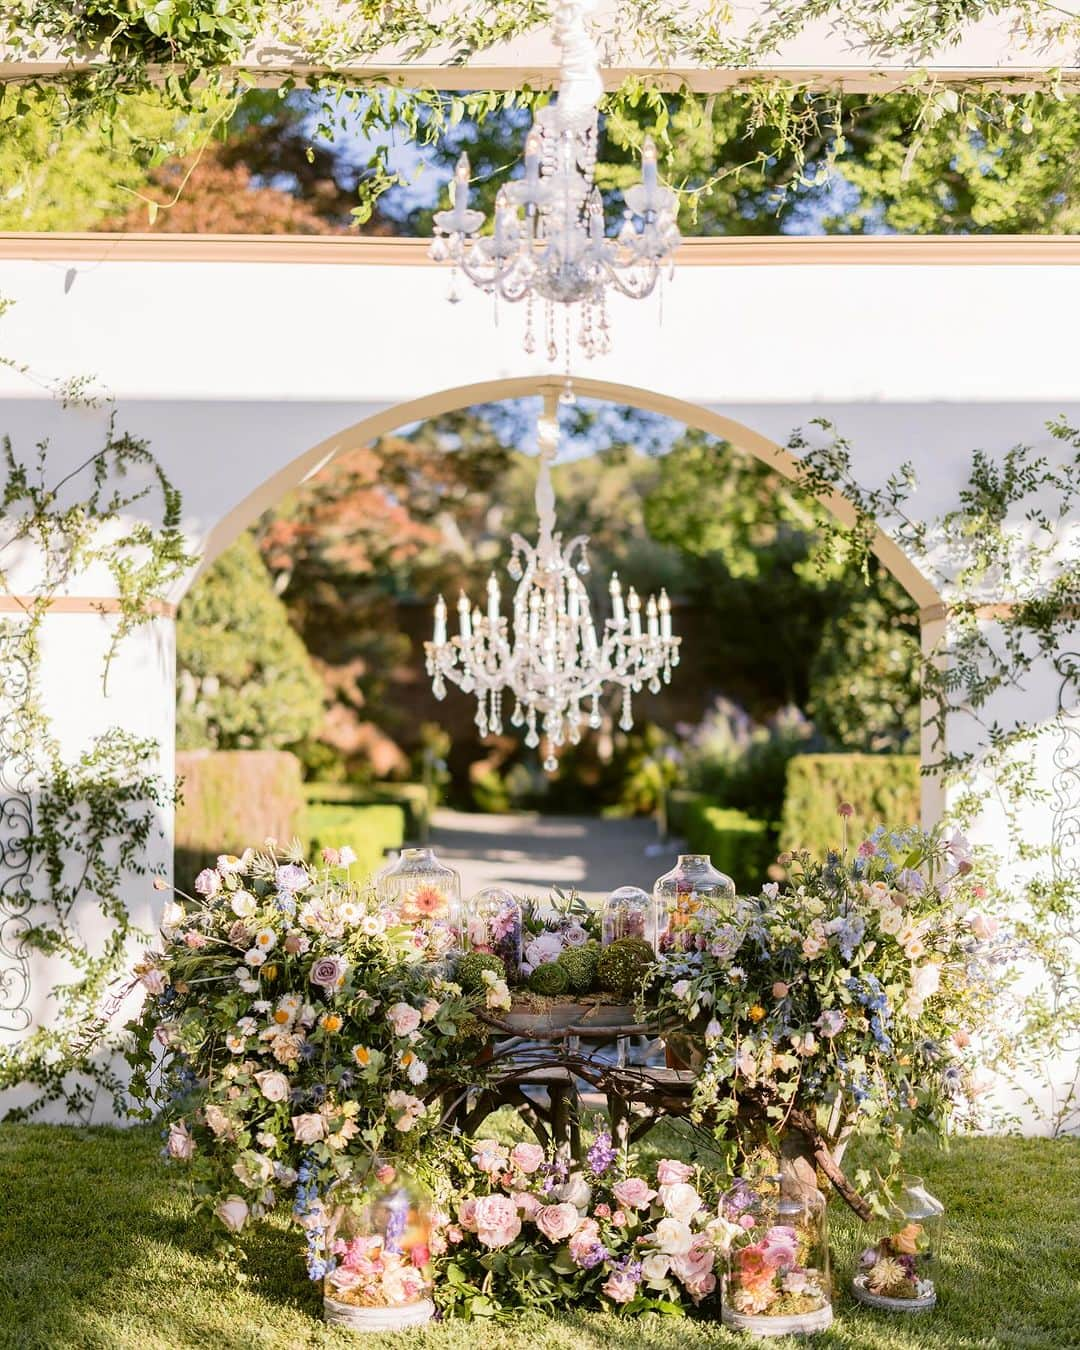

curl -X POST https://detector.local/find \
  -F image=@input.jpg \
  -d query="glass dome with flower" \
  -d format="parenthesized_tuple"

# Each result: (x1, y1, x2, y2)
(601, 885, 657, 951)
(852, 1176, 944, 1312)
(323, 1164, 436, 1330)
(653, 854, 735, 953)
(465, 886, 523, 977)
(720, 1171, 833, 1336)
(376, 847, 461, 960)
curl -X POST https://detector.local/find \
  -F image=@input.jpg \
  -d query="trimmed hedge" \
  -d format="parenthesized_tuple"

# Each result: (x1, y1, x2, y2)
(175, 750, 304, 883)
(303, 782, 431, 840)
(779, 753, 921, 857)
(304, 803, 406, 883)
(680, 798, 776, 891)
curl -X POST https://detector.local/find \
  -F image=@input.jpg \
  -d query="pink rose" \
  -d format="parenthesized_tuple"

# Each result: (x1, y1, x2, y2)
(602, 1271, 639, 1303)
(513, 1192, 543, 1218)
(456, 1198, 479, 1232)
(672, 1244, 714, 1285)
(215, 1195, 249, 1232)
(760, 1224, 799, 1268)
(613, 1177, 657, 1211)
(387, 1002, 422, 1037)
(510, 1142, 546, 1174)
(310, 955, 347, 989)
(195, 868, 220, 897)
(474, 1194, 521, 1249)
(656, 1159, 694, 1185)
(612, 1210, 628, 1228)
(291, 1112, 326, 1144)
(166, 1120, 195, 1161)
(568, 1218, 601, 1266)
(184, 931, 207, 949)
(535, 1202, 580, 1243)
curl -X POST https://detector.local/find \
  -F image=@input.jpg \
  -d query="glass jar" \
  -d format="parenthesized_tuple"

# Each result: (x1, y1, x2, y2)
(376, 847, 461, 961)
(323, 1165, 436, 1328)
(602, 885, 657, 950)
(465, 886, 523, 977)
(653, 854, 735, 953)
(721, 1171, 833, 1336)
(852, 1176, 944, 1312)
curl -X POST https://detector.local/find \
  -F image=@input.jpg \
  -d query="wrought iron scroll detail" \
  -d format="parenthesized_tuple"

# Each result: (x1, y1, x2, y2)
(0, 626, 35, 1033)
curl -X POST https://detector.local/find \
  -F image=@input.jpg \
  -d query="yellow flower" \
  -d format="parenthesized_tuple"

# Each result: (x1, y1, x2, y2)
(352, 1044, 371, 1066)
(321, 1013, 343, 1034)
(748, 1004, 766, 1022)
(262, 963, 278, 981)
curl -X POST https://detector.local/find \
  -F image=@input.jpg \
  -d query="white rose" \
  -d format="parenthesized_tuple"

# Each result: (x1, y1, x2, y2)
(291, 1112, 326, 1144)
(654, 1217, 694, 1256)
(660, 1182, 702, 1224)
(161, 900, 185, 932)
(641, 1252, 672, 1286)
(912, 963, 941, 1001)
(231, 892, 258, 919)
(255, 1070, 290, 1102)
(556, 1171, 592, 1209)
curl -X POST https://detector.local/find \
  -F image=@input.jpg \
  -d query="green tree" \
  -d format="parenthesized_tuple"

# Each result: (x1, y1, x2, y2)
(176, 532, 324, 751)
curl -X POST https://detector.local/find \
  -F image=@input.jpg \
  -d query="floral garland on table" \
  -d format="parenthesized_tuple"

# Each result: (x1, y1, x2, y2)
(651, 821, 1015, 1204)
(126, 843, 510, 1255)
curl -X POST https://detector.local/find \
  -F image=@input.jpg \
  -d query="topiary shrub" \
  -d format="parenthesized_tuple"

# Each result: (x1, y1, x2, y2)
(557, 945, 599, 995)
(780, 754, 920, 857)
(528, 962, 570, 996)
(597, 937, 655, 1001)
(457, 952, 506, 993)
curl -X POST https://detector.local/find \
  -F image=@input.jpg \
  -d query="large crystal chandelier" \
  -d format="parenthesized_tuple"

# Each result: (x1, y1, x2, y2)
(424, 404, 680, 771)
(428, 0, 680, 363)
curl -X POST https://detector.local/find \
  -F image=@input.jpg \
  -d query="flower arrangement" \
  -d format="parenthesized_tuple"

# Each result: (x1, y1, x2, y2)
(126, 842, 492, 1273)
(431, 1131, 728, 1318)
(465, 886, 524, 976)
(520, 888, 600, 977)
(650, 823, 1013, 1195)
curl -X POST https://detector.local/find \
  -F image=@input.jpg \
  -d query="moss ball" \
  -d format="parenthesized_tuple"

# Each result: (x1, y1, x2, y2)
(528, 961, 570, 996)
(597, 937, 655, 1000)
(457, 951, 506, 993)
(557, 945, 599, 995)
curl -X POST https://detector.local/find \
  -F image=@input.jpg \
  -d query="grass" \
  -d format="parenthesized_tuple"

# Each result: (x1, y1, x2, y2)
(1, 1121, 1078, 1350)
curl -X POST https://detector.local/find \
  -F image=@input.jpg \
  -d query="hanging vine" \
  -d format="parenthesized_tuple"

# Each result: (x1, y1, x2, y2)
(0, 417, 194, 1121)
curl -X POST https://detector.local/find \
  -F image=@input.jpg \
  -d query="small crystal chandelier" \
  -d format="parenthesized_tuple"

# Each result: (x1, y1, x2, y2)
(424, 403, 680, 772)
(428, 0, 680, 363)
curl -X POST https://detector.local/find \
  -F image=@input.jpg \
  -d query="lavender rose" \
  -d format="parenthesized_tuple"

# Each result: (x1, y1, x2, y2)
(309, 955, 347, 989)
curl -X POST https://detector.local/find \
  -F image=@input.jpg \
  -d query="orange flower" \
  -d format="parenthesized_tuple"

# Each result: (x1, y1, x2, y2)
(321, 1013, 343, 1034)
(408, 886, 448, 918)
(748, 1004, 766, 1022)
(352, 1045, 371, 1066)
(891, 1222, 923, 1256)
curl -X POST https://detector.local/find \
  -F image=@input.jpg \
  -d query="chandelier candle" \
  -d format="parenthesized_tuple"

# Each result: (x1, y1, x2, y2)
(429, 0, 680, 362)
(424, 410, 680, 771)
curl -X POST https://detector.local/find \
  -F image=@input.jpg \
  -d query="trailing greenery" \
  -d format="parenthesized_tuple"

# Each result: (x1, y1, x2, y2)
(176, 533, 324, 752)
(779, 754, 922, 857)
(303, 801, 405, 883)
(0, 420, 194, 1121)
(679, 799, 775, 892)
(174, 748, 306, 881)
(1, 1122, 1077, 1349)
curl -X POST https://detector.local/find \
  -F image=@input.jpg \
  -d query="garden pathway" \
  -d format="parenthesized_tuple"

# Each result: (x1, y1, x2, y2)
(427, 809, 686, 905)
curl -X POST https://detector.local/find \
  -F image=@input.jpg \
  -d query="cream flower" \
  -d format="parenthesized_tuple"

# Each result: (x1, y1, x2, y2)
(654, 1217, 694, 1256)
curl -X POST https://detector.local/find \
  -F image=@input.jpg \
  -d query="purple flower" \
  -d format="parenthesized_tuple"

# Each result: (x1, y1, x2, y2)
(310, 955, 347, 989)
(587, 1131, 617, 1176)
(275, 864, 310, 893)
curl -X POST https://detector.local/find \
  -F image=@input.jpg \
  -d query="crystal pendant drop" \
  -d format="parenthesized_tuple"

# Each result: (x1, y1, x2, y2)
(543, 754, 558, 773)
(510, 701, 524, 727)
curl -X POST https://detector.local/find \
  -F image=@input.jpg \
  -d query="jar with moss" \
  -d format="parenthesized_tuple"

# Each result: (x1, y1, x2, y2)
(602, 886, 658, 952)
(323, 1164, 435, 1330)
(653, 854, 734, 953)
(465, 886, 523, 978)
(721, 1170, 833, 1337)
(852, 1177, 944, 1312)
(376, 847, 461, 960)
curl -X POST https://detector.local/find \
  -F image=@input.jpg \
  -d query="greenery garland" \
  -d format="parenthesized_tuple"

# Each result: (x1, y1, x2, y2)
(0, 413, 194, 1121)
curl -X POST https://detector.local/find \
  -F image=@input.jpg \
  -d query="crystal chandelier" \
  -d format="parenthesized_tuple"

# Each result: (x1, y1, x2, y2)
(424, 405, 680, 772)
(428, 0, 680, 363)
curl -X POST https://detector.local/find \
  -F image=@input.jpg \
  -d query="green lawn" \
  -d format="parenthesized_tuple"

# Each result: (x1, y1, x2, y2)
(2, 1123, 1078, 1350)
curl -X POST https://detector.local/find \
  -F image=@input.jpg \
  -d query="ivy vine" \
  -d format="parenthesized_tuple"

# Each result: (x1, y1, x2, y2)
(0, 417, 194, 1121)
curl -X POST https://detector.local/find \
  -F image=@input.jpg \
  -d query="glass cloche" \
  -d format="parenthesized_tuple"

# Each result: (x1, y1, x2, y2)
(721, 1170, 833, 1335)
(376, 847, 461, 961)
(465, 886, 523, 977)
(602, 885, 657, 951)
(323, 1164, 436, 1328)
(653, 854, 735, 953)
(852, 1176, 944, 1311)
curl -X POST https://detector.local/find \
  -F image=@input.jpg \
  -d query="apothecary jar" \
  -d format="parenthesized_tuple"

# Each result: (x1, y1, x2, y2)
(602, 885, 657, 951)
(376, 847, 461, 960)
(323, 1164, 436, 1330)
(721, 1171, 833, 1337)
(852, 1176, 944, 1312)
(653, 854, 735, 953)
(465, 885, 523, 977)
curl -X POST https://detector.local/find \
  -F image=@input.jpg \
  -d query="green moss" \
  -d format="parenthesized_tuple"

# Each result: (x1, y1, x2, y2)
(597, 937, 655, 1000)
(556, 945, 599, 995)
(457, 952, 506, 993)
(528, 962, 570, 996)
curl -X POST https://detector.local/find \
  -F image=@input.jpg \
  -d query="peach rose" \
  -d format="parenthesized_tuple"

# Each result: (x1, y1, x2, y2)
(291, 1112, 326, 1144)
(656, 1159, 694, 1185)
(510, 1142, 546, 1174)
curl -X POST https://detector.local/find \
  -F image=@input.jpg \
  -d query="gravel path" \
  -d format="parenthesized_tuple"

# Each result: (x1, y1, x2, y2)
(426, 808, 686, 905)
